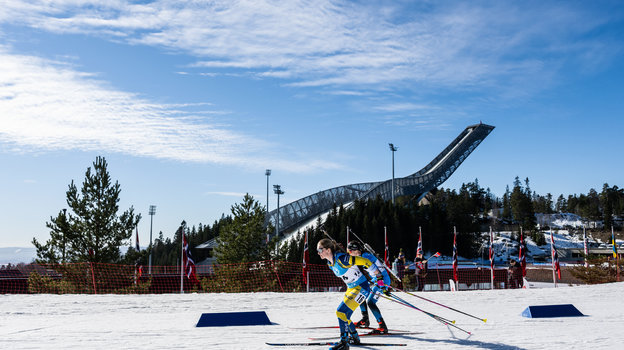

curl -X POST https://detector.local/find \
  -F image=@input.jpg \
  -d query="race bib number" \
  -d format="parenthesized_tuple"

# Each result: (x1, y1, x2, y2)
(354, 291, 366, 304)
(371, 288, 381, 301)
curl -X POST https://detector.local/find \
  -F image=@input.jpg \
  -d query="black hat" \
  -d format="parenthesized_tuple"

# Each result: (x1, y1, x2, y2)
(347, 240, 363, 251)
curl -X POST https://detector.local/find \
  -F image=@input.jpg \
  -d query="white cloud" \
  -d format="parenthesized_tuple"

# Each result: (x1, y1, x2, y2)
(205, 191, 254, 198)
(374, 103, 439, 113)
(1, 1, 616, 93)
(0, 49, 341, 173)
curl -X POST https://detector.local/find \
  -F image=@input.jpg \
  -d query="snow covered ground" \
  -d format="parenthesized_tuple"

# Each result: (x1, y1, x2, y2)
(1, 282, 623, 349)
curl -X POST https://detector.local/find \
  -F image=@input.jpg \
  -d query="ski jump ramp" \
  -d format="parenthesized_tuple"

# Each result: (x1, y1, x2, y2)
(266, 122, 495, 236)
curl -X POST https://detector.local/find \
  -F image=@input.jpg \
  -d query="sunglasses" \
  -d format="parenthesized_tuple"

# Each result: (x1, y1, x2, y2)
(316, 248, 325, 253)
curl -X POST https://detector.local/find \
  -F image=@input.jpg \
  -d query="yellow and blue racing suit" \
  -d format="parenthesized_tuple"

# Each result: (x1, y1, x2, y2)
(327, 251, 381, 335)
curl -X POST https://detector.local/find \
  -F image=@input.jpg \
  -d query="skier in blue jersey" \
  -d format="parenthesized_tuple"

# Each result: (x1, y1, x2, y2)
(317, 238, 387, 350)
(347, 240, 391, 334)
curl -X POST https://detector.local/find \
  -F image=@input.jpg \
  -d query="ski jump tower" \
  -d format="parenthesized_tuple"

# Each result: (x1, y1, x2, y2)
(266, 122, 495, 236)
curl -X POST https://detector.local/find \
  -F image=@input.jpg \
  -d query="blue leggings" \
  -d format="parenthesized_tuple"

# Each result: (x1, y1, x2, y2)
(359, 285, 383, 322)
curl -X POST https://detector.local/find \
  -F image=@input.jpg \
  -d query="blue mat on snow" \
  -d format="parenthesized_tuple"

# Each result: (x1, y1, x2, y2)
(522, 304, 584, 318)
(196, 311, 272, 327)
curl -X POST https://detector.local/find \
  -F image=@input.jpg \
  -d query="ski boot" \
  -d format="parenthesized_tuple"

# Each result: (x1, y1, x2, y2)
(329, 333, 350, 350)
(348, 330, 361, 345)
(353, 314, 369, 328)
(369, 318, 388, 335)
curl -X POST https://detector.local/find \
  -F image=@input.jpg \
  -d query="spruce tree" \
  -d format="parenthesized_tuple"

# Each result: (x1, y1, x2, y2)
(32, 156, 141, 263)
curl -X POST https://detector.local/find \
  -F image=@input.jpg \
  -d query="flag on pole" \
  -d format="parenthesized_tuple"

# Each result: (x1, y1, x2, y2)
(302, 231, 309, 284)
(417, 226, 423, 256)
(135, 227, 140, 251)
(612, 226, 618, 258)
(489, 227, 495, 289)
(550, 231, 561, 280)
(134, 227, 143, 283)
(583, 227, 589, 268)
(182, 233, 199, 284)
(614, 226, 621, 282)
(452, 227, 458, 282)
(384, 227, 390, 267)
(519, 227, 526, 277)
(489, 228, 494, 271)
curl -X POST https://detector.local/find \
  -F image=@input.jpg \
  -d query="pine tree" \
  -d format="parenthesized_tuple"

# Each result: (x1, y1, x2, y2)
(502, 185, 512, 221)
(555, 194, 567, 213)
(214, 194, 271, 263)
(32, 156, 141, 263)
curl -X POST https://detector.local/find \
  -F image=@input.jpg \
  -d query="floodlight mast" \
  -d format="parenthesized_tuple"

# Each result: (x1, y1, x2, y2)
(273, 184, 284, 236)
(389, 143, 398, 205)
(148, 205, 156, 274)
(265, 169, 271, 213)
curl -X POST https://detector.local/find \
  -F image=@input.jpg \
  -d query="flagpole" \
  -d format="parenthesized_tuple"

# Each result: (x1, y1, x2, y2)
(384, 226, 389, 268)
(613, 226, 620, 282)
(180, 232, 184, 294)
(303, 230, 310, 293)
(550, 229, 557, 288)
(583, 226, 589, 268)
(489, 226, 494, 290)
(452, 226, 458, 291)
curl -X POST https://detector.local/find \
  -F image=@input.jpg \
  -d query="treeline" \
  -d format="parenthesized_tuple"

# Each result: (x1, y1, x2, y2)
(33, 155, 622, 267)
(281, 178, 624, 264)
(149, 178, 624, 266)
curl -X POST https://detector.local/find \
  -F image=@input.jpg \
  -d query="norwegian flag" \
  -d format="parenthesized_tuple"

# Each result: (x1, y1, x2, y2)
(519, 228, 526, 277)
(182, 233, 199, 284)
(452, 227, 458, 282)
(302, 231, 309, 284)
(489, 228, 494, 271)
(550, 231, 561, 280)
(384, 228, 390, 267)
(416, 227, 423, 257)
(583, 227, 589, 268)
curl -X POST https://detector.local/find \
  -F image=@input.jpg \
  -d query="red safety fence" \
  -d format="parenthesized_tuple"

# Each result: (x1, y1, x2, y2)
(0, 261, 575, 294)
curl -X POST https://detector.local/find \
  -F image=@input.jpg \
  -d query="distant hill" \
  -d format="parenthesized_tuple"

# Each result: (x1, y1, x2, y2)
(0, 247, 37, 265)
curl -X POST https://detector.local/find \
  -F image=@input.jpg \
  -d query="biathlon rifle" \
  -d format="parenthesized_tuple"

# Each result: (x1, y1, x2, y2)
(347, 228, 402, 282)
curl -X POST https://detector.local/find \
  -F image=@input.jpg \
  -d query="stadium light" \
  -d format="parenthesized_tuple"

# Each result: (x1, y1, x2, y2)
(273, 184, 284, 236)
(389, 143, 398, 205)
(148, 205, 156, 274)
(265, 169, 271, 213)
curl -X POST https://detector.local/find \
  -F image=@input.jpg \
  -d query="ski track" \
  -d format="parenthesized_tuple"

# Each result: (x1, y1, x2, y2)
(1, 282, 623, 349)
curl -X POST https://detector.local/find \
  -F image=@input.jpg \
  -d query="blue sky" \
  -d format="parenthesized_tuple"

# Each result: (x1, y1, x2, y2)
(1, 1, 623, 248)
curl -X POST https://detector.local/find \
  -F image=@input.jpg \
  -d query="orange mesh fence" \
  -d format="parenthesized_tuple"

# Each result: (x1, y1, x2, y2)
(1, 261, 557, 294)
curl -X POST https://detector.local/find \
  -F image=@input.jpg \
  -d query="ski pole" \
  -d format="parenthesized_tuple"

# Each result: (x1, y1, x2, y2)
(379, 293, 471, 335)
(389, 285, 487, 323)
(375, 290, 455, 325)
(386, 292, 456, 325)
(348, 228, 402, 282)
(383, 293, 472, 335)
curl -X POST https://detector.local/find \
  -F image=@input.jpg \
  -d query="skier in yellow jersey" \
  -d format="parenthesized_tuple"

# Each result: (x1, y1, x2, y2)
(317, 238, 387, 350)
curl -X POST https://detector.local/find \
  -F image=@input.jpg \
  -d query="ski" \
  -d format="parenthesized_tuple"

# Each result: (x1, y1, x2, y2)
(309, 331, 421, 341)
(266, 341, 407, 347)
(362, 330, 422, 336)
(291, 326, 409, 332)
